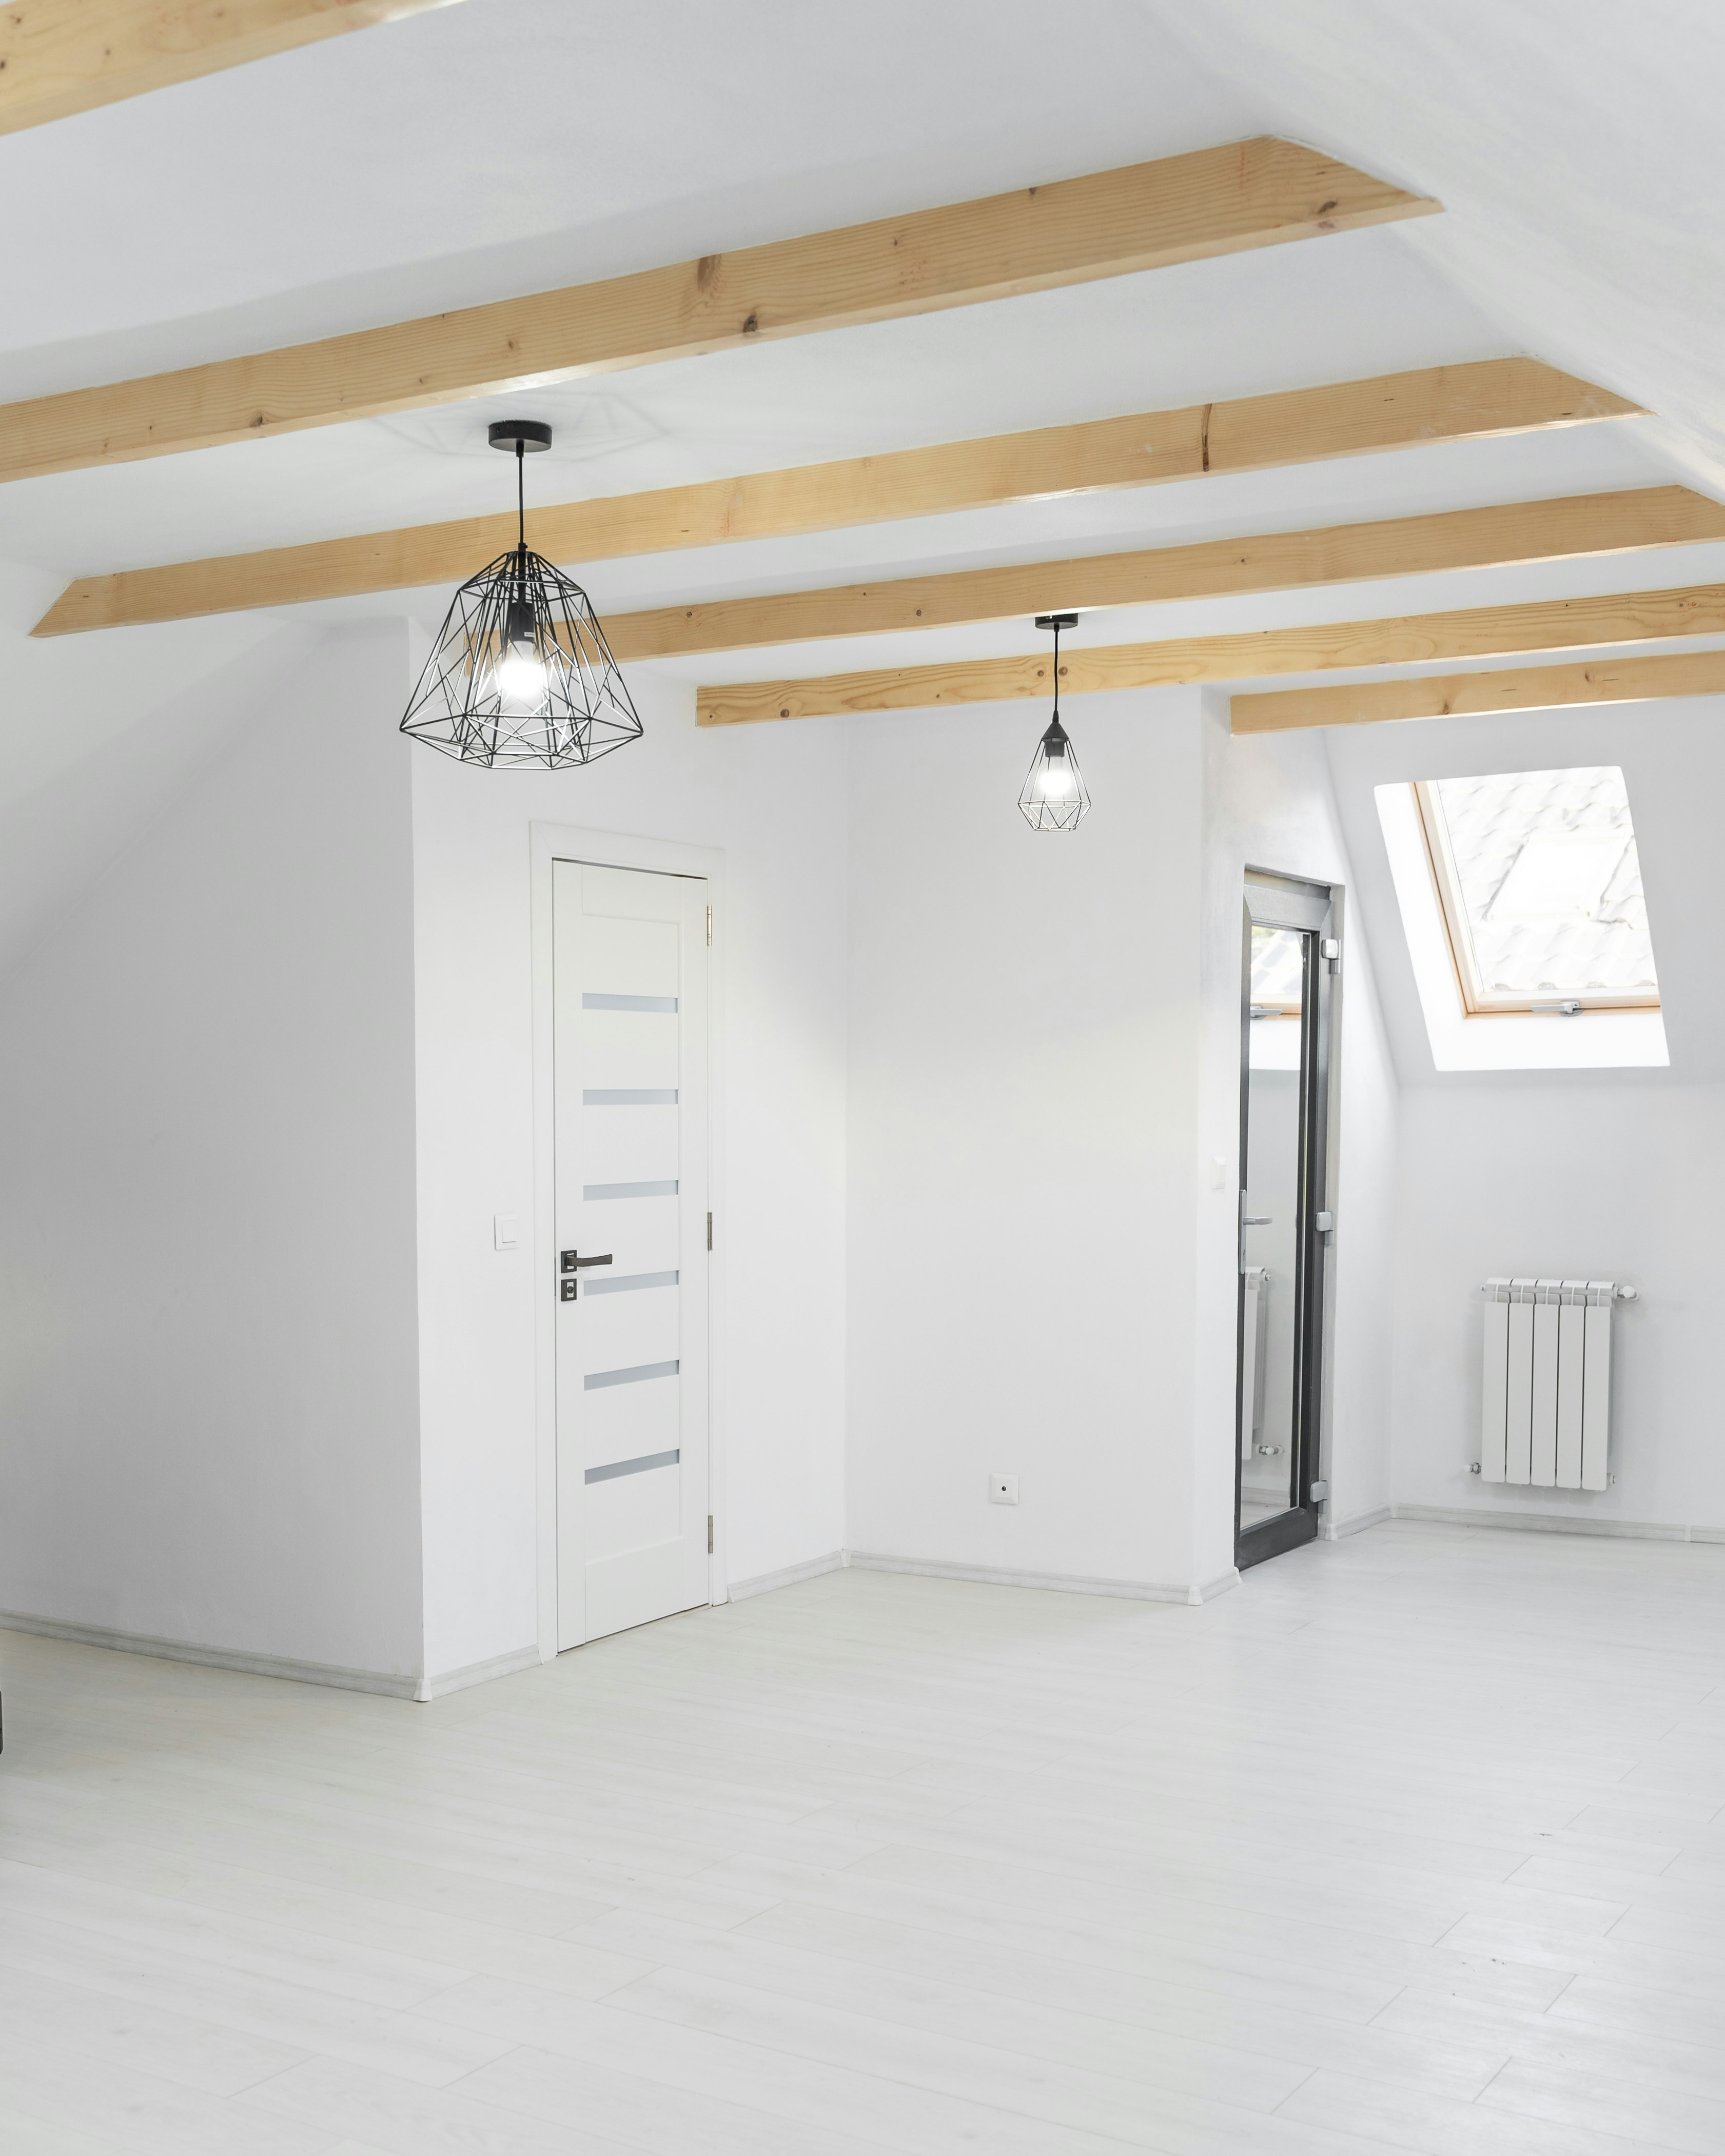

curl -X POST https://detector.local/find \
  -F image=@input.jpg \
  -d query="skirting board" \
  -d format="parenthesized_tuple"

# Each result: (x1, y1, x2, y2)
(1392, 1504, 1725, 1545)
(419, 1643, 544, 1702)
(846, 1551, 1241, 1606)
(728, 1550, 846, 1602)
(1321, 1505, 1393, 1542)
(0, 1608, 423, 1699)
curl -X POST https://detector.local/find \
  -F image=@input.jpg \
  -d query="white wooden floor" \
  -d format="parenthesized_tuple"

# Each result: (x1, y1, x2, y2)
(3, 1521, 1725, 2155)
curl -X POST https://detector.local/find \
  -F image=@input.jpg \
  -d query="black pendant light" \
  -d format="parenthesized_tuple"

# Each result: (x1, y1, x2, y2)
(400, 420, 644, 769)
(1018, 611, 1090, 830)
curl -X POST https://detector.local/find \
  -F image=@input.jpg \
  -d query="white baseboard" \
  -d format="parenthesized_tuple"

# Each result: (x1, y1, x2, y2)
(728, 1550, 847, 1603)
(0, 1609, 422, 1699)
(1390, 1503, 1725, 1545)
(846, 1551, 1236, 1605)
(1321, 1504, 1393, 1542)
(419, 1643, 544, 1700)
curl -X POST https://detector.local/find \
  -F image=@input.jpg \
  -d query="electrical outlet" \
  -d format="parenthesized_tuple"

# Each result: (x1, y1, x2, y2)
(989, 1474, 1018, 1506)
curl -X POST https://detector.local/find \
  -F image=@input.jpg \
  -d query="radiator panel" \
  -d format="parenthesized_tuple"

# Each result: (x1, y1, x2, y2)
(1505, 1280, 1535, 1486)
(1582, 1282, 1613, 1491)
(1555, 1287, 1586, 1490)
(1480, 1279, 1510, 1482)
(1530, 1280, 1560, 1488)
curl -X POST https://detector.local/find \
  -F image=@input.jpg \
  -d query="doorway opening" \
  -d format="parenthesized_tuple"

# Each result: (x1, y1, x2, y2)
(1237, 871, 1335, 1569)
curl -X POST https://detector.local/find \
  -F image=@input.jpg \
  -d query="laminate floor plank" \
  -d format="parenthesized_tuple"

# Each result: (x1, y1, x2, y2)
(2, 1521, 1723, 2153)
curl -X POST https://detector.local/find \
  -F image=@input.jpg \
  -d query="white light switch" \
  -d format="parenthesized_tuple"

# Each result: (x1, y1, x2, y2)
(493, 1213, 520, 1251)
(989, 1474, 1018, 1506)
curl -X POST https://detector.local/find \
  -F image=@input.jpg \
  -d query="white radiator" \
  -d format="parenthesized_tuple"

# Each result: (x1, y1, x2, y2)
(1240, 1266, 1269, 1462)
(1479, 1278, 1627, 1490)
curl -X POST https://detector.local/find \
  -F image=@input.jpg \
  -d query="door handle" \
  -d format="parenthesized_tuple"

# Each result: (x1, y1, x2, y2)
(1242, 1216, 1273, 1226)
(558, 1250, 613, 1302)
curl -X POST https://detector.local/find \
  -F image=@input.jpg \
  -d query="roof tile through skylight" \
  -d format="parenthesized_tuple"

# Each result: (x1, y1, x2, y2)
(1425, 766, 1657, 1008)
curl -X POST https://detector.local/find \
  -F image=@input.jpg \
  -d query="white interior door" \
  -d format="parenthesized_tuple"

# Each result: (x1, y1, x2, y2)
(553, 861, 709, 1648)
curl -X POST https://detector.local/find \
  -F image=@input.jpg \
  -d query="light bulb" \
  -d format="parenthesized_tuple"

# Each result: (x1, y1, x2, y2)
(1036, 751, 1074, 799)
(495, 646, 547, 704)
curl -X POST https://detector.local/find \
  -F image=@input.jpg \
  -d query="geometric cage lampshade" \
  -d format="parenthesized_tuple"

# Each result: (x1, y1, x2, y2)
(1017, 610, 1090, 830)
(400, 421, 644, 770)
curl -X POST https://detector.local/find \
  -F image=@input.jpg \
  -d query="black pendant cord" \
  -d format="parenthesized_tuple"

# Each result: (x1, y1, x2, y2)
(1050, 617, 1062, 729)
(516, 438, 527, 559)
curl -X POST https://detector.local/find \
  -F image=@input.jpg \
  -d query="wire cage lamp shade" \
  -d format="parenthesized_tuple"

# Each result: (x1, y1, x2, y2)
(1018, 612, 1090, 830)
(400, 422, 644, 769)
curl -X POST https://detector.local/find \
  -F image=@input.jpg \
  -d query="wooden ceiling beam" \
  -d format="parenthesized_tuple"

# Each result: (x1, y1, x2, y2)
(0, 1, 461, 135)
(695, 582, 1725, 727)
(1, 137, 1437, 485)
(600, 486, 1720, 663)
(1230, 647, 1725, 732)
(34, 360, 1639, 636)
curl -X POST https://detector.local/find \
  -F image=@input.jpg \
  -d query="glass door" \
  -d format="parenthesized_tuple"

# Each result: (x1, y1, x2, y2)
(1236, 874, 1334, 1568)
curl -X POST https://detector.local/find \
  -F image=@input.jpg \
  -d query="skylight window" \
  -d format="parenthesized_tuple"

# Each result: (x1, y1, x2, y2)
(1414, 766, 1659, 1015)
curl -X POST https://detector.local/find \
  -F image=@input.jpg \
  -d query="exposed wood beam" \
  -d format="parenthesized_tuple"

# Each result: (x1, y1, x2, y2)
(1, 137, 1437, 486)
(696, 582, 1725, 727)
(35, 360, 1640, 636)
(0, 1, 460, 135)
(1230, 647, 1725, 733)
(601, 487, 1718, 663)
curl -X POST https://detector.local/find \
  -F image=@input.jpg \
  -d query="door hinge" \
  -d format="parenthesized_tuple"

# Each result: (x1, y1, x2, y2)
(706, 1211, 713, 1251)
(1322, 937, 1340, 974)
(706, 904, 713, 946)
(708, 1514, 714, 1554)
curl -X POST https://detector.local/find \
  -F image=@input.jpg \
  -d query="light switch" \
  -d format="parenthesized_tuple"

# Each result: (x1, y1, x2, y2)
(493, 1213, 520, 1251)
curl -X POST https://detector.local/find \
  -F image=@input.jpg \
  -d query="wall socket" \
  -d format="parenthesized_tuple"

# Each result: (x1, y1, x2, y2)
(989, 1474, 1019, 1506)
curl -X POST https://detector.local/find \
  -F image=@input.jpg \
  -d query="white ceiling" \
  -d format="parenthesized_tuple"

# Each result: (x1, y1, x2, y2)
(2, 0, 1723, 1071)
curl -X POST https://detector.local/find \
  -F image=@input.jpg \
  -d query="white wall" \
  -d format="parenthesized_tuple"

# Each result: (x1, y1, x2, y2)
(1390, 1083, 1725, 1535)
(410, 675, 850, 1680)
(844, 687, 1399, 1596)
(845, 689, 1207, 1593)
(0, 624, 425, 1682)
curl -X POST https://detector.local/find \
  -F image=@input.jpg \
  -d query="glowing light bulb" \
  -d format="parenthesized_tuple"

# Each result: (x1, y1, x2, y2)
(1036, 749, 1074, 799)
(495, 646, 547, 703)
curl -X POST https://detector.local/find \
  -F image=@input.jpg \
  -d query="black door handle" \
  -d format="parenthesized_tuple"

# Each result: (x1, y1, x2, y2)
(560, 1250, 614, 1273)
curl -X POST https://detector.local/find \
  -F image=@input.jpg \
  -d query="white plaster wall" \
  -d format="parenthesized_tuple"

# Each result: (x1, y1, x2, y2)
(410, 675, 849, 1679)
(844, 689, 1206, 1592)
(1390, 1083, 1725, 1535)
(0, 624, 424, 1679)
(1198, 700, 1401, 1572)
(844, 688, 1398, 1595)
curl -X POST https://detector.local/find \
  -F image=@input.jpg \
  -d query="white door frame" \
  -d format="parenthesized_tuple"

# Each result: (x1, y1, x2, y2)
(530, 821, 727, 1663)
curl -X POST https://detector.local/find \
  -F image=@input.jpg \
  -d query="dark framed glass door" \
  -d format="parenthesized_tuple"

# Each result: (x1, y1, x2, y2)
(1236, 872, 1334, 1569)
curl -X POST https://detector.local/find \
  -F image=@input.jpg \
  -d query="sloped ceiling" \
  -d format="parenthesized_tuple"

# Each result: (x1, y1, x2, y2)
(1, 0, 1720, 1047)
(1139, 0, 1725, 492)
